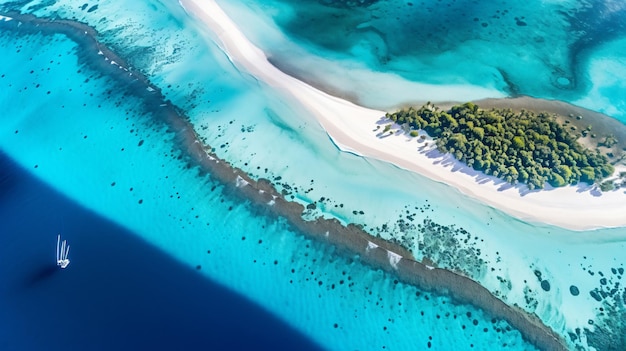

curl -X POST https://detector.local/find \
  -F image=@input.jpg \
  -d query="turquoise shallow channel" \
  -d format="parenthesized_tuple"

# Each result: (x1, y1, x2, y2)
(0, 0, 625, 350)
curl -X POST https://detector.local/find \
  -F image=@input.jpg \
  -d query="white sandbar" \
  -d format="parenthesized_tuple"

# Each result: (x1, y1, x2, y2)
(180, 0, 626, 231)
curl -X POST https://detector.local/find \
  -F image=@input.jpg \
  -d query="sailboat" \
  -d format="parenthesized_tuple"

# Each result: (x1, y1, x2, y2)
(56, 234, 70, 269)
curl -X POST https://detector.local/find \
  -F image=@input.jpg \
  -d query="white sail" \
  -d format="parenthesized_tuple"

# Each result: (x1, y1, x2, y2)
(56, 234, 70, 269)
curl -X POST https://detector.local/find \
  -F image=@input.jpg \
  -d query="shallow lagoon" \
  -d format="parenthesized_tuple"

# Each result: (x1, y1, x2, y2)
(221, 0, 626, 124)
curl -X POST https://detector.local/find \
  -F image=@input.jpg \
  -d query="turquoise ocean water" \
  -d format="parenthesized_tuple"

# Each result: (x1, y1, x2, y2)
(0, 0, 624, 350)
(220, 0, 626, 123)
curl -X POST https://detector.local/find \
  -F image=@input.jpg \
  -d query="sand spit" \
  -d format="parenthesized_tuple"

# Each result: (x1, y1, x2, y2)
(0, 9, 568, 351)
(181, 0, 626, 231)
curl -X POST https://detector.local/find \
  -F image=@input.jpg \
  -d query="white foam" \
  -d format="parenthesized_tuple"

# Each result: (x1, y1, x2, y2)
(267, 194, 277, 206)
(366, 241, 378, 252)
(235, 175, 249, 188)
(387, 251, 402, 269)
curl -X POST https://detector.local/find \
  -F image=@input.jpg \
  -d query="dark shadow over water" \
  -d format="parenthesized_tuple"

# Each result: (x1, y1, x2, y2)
(0, 151, 323, 351)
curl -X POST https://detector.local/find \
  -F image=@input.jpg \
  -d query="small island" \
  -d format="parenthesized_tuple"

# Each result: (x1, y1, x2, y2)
(386, 102, 619, 190)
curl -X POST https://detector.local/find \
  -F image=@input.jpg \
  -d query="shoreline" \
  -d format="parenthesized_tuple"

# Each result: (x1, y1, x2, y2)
(0, 8, 568, 351)
(180, 0, 625, 231)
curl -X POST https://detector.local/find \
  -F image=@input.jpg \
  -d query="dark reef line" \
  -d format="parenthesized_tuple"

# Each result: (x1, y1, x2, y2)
(0, 11, 567, 351)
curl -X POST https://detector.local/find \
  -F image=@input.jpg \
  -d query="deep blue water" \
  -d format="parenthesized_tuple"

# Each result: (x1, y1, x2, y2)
(0, 151, 322, 351)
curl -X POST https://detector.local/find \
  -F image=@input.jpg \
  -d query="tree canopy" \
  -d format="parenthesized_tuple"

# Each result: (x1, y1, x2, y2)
(386, 102, 614, 189)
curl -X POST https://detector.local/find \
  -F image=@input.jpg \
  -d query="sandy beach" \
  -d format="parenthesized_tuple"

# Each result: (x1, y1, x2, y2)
(180, 0, 626, 231)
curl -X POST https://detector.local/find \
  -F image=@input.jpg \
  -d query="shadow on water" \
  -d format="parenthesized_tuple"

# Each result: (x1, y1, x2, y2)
(21, 265, 59, 289)
(0, 151, 323, 351)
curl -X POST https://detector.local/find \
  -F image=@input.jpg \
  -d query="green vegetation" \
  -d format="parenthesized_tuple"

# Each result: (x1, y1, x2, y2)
(599, 181, 615, 192)
(386, 102, 615, 189)
(600, 134, 618, 148)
